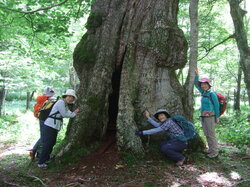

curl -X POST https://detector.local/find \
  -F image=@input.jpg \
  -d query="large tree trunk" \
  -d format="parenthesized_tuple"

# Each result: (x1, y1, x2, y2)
(229, 0, 250, 106)
(69, 67, 79, 91)
(61, 0, 188, 155)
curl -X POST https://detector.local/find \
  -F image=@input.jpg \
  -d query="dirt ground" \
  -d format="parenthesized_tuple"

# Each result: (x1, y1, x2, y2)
(0, 139, 250, 187)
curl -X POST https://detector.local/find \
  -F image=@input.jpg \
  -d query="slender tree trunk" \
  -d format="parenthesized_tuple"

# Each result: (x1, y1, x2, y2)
(184, 0, 199, 121)
(0, 87, 6, 116)
(60, 0, 188, 155)
(26, 92, 30, 110)
(25, 90, 35, 110)
(30, 90, 35, 101)
(229, 0, 250, 106)
(234, 64, 242, 110)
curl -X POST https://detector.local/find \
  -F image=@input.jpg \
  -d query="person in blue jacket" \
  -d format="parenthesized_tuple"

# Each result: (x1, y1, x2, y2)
(135, 109, 187, 166)
(195, 68, 219, 158)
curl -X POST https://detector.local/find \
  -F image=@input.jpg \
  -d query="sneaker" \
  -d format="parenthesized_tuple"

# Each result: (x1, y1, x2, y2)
(206, 153, 219, 158)
(37, 163, 48, 169)
(29, 151, 35, 160)
(176, 157, 185, 166)
(202, 150, 210, 155)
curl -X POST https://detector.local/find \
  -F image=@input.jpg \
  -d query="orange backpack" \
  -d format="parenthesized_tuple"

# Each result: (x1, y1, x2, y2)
(33, 95, 49, 118)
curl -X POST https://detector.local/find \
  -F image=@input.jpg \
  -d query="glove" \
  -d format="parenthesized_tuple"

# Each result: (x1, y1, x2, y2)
(135, 131, 143, 136)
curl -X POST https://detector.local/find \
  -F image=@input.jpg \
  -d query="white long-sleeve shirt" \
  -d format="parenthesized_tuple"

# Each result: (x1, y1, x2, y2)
(44, 99, 76, 131)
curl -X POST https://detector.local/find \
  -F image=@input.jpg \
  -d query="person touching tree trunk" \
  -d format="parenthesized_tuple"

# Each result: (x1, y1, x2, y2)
(38, 89, 80, 169)
(194, 69, 219, 158)
(135, 109, 187, 166)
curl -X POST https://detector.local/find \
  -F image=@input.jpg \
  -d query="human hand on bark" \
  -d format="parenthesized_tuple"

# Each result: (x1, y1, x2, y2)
(195, 68, 199, 75)
(144, 110, 150, 118)
(74, 108, 80, 114)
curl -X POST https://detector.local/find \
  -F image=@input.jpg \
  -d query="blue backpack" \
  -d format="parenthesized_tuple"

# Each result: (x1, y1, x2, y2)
(171, 115, 197, 141)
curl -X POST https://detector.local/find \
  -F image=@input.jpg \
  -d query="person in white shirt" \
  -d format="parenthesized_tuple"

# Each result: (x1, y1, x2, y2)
(38, 89, 80, 169)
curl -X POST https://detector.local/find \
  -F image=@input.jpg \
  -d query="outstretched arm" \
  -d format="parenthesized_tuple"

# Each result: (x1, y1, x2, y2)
(147, 118, 161, 127)
(56, 100, 76, 118)
(141, 126, 164, 135)
(144, 110, 161, 127)
(194, 68, 203, 93)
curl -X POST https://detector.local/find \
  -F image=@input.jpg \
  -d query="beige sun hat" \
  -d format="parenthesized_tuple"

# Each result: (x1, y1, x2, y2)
(153, 109, 171, 120)
(62, 89, 77, 99)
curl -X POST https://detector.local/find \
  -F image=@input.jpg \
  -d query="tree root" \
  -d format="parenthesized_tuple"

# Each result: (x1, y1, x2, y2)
(29, 175, 47, 186)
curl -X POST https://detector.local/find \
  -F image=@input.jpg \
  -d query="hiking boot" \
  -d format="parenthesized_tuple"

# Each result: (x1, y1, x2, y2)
(29, 151, 35, 160)
(206, 153, 219, 159)
(37, 163, 48, 169)
(176, 157, 185, 166)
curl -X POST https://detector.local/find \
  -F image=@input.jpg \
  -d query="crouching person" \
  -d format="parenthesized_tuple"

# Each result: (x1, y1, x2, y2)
(135, 109, 187, 166)
(38, 89, 80, 169)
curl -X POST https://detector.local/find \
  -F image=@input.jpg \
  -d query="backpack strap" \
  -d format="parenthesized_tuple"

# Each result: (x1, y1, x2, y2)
(202, 91, 214, 105)
(48, 111, 63, 124)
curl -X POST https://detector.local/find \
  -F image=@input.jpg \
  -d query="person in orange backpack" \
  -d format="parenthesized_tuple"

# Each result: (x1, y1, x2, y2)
(29, 86, 55, 160)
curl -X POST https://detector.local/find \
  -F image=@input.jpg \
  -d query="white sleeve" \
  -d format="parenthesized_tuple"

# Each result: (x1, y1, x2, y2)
(55, 100, 76, 118)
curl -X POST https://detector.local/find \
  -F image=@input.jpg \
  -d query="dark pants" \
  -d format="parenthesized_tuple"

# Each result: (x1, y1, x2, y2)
(38, 125, 58, 164)
(31, 120, 45, 153)
(160, 139, 187, 161)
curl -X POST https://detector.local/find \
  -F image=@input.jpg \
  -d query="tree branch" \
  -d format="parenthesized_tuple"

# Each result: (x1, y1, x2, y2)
(225, 60, 238, 81)
(0, 0, 68, 14)
(0, 18, 15, 28)
(76, 0, 84, 20)
(198, 34, 235, 61)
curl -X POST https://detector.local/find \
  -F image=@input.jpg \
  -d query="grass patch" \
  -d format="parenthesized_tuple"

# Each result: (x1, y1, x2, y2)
(121, 151, 142, 166)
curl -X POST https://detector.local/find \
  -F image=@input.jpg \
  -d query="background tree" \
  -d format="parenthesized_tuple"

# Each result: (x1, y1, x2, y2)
(0, 0, 90, 112)
(228, 0, 250, 107)
(183, 0, 199, 121)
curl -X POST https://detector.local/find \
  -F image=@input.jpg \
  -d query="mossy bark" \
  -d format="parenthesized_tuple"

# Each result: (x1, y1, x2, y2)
(61, 0, 190, 155)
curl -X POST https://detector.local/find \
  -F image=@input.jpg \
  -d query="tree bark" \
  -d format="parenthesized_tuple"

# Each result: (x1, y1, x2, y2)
(25, 90, 35, 111)
(234, 64, 242, 111)
(184, 0, 199, 121)
(26, 92, 30, 110)
(69, 67, 79, 91)
(229, 0, 250, 106)
(0, 86, 6, 116)
(61, 0, 188, 155)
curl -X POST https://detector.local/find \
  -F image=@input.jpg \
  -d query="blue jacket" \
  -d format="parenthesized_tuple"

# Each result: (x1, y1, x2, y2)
(142, 118, 184, 140)
(195, 75, 220, 118)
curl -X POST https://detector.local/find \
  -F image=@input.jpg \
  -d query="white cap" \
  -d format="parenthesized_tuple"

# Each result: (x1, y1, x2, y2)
(62, 89, 77, 99)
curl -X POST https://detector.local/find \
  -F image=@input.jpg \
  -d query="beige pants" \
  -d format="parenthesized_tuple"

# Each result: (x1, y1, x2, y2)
(201, 116, 218, 155)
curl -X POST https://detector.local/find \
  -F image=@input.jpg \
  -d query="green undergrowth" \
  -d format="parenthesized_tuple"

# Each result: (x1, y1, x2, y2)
(217, 109, 250, 153)
(0, 114, 23, 144)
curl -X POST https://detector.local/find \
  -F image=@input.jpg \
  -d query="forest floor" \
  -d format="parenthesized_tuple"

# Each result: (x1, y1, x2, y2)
(0, 137, 250, 187)
(1, 110, 250, 186)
